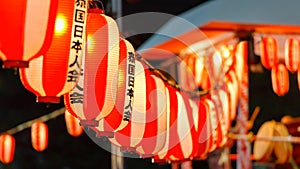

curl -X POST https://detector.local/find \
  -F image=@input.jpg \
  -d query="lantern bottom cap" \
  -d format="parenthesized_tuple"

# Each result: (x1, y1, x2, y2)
(2, 60, 29, 68)
(96, 131, 114, 138)
(37, 96, 61, 103)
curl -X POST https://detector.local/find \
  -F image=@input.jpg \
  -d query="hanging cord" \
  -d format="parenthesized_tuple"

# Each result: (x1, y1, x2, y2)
(1, 107, 65, 135)
(135, 52, 210, 98)
(89, 0, 105, 10)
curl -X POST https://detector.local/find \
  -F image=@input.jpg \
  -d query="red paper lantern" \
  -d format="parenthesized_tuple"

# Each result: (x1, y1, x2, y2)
(64, 9, 120, 127)
(93, 38, 134, 138)
(271, 64, 289, 96)
(153, 86, 199, 162)
(0, 134, 15, 164)
(212, 88, 230, 147)
(203, 51, 224, 88)
(233, 41, 248, 83)
(203, 98, 221, 152)
(0, 0, 58, 68)
(19, 0, 88, 103)
(109, 61, 168, 157)
(31, 121, 48, 152)
(285, 38, 300, 72)
(65, 110, 83, 137)
(225, 70, 239, 121)
(192, 98, 210, 160)
(178, 55, 197, 91)
(260, 36, 279, 69)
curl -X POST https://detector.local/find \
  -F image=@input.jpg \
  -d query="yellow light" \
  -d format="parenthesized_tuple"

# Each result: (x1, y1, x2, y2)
(220, 46, 231, 59)
(55, 14, 67, 35)
(87, 35, 94, 50)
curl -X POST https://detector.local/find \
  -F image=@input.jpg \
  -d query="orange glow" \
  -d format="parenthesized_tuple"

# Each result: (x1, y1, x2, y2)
(31, 121, 48, 152)
(261, 37, 278, 69)
(0, 134, 15, 164)
(65, 110, 83, 137)
(285, 38, 299, 72)
(271, 64, 289, 96)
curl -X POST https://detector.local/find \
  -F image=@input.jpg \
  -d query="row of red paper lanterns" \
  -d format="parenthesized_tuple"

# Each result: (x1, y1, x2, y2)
(0, 0, 247, 164)
(261, 36, 300, 96)
(0, 110, 82, 164)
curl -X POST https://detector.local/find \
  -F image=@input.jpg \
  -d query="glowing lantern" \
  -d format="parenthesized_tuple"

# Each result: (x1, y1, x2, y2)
(19, 0, 88, 103)
(271, 64, 289, 96)
(109, 61, 168, 157)
(0, 1, 58, 68)
(0, 134, 15, 164)
(203, 98, 220, 152)
(233, 41, 248, 83)
(153, 86, 199, 162)
(178, 55, 197, 91)
(65, 110, 83, 137)
(225, 70, 239, 121)
(212, 88, 230, 147)
(64, 9, 120, 127)
(193, 98, 210, 160)
(285, 38, 300, 72)
(205, 50, 223, 86)
(31, 121, 48, 152)
(260, 36, 279, 69)
(93, 39, 134, 137)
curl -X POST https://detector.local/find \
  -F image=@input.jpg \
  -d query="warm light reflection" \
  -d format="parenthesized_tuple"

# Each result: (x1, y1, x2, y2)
(55, 14, 67, 35)
(220, 45, 231, 59)
(87, 35, 94, 50)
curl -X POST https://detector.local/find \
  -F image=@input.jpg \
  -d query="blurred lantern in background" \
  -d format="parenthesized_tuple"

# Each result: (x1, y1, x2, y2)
(225, 70, 239, 122)
(271, 63, 289, 96)
(260, 36, 279, 69)
(153, 86, 199, 162)
(285, 38, 300, 73)
(64, 8, 120, 127)
(0, 134, 15, 164)
(65, 110, 83, 137)
(19, 0, 88, 103)
(31, 121, 48, 152)
(0, 0, 58, 68)
(234, 41, 248, 83)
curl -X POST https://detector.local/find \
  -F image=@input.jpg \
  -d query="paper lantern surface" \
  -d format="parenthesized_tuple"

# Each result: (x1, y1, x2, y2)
(260, 36, 278, 69)
(0, 134, 15, 164)
(0, 0, 58, 68)
(64, 9, 120, 127)
(31, 121, 48, 152)
(20, 0, 88, 103)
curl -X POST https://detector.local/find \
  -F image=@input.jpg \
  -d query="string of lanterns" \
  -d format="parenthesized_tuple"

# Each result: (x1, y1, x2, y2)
(3, 0, 297, 166)
(0, 108, 82, 164)
(259, 35, 300, 96)
(0, 0, 247, 164)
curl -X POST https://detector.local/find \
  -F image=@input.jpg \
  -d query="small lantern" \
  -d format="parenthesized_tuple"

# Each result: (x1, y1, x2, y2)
(260, 36, 279, 69)
(0, 134, 15, 164)
(0, 0, 58, 68)
(65, 110, 83, 137)
(285, 38, 300, 72)
(19, 0, 88, 103)
(31, 121, 48, 152)
(271, 64, 289, 96)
